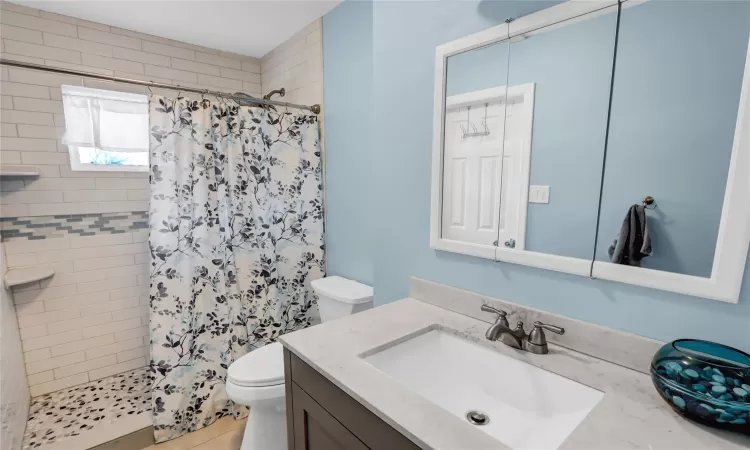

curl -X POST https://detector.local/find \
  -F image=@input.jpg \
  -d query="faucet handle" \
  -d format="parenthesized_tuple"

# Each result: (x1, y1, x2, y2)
(481, 304, 507, 317)
(533, 321, 564, 335)
(481, 304, 509, 327)
(525, 321, 564, 354)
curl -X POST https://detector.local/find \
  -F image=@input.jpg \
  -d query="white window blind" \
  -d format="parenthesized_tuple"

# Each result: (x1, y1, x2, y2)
(61, 85, 149, 153)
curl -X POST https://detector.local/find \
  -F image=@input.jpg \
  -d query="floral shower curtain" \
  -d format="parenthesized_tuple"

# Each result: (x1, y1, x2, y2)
(147, 95, 324, 442)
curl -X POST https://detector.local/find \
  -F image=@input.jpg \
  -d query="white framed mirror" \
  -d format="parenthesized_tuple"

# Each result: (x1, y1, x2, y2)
(430, 0, 750, 303)
(590, 0, 750, 302)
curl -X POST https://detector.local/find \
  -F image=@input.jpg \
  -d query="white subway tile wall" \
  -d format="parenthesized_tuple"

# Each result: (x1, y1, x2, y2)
(1, 244, 30, 450)
(0, 0, 262, 218)
(6, 231, 150, 395)
(0, 1, 324, 395)
(261, 19, 323, 110)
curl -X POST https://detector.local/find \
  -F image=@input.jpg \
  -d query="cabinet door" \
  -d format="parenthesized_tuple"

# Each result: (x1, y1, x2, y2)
(292, 383, 369, 450)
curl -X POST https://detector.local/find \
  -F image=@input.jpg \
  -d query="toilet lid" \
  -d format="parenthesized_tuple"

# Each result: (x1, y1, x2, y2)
(228, 342, 285, 387)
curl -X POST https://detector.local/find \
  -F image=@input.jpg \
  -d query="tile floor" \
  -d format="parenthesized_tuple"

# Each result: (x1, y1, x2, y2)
(142, 416, 246, 450)
(23, 368, 152, 450)
(23, 365, 247, 450)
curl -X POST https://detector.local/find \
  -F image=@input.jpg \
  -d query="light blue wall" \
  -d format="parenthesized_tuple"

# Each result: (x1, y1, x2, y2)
(446, 41, 509, 97)
(322, 0, 374, 285)
(323, 0, 750, 351)
(596, 1, 750, 277)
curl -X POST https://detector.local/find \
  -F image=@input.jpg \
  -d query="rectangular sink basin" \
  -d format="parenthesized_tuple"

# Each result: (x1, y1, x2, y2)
(363, 329, 603, 450)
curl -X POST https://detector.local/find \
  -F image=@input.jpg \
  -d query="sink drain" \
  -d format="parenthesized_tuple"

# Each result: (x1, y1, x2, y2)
(466, 410, 490, 426)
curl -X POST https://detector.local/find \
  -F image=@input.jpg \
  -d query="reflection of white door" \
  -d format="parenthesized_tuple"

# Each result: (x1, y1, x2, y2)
(441, 85, 533, 249)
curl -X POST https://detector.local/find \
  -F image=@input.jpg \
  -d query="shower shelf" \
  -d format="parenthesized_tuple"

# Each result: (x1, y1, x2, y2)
(0, 165, 41, 178)
(5, 267, 54, 288)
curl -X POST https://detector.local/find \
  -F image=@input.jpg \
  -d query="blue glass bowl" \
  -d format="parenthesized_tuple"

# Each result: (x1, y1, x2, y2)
(651, 339, 750, 433)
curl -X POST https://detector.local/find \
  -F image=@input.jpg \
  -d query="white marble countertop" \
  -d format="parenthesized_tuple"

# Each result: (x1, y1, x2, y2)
(279, 298, 750, 450)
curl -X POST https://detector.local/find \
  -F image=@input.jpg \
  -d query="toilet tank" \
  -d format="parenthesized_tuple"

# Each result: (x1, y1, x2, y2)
(311, 276, 374, 323)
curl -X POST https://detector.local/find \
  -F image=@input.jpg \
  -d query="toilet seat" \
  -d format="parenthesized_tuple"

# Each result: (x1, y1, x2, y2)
(228, 342, 285, 387)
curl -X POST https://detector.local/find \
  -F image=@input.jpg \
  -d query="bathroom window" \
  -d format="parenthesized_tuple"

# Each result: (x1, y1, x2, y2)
(61, 85, 149, 172)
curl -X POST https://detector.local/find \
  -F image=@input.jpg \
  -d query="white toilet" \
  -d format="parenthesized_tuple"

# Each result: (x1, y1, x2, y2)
(226, 276, 374, 450)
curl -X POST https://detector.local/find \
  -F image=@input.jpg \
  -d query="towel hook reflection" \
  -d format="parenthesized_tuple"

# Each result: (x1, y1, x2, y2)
(459, 106, 468, 137)
(460, 104, 491, 139)
(642, 196, 657, 210)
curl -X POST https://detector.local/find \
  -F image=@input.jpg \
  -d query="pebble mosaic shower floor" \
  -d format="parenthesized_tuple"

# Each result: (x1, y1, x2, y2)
(22, 367, 152, 450)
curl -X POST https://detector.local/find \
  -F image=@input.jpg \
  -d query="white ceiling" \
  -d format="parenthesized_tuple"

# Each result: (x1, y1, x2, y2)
(14, 0, 341, 58)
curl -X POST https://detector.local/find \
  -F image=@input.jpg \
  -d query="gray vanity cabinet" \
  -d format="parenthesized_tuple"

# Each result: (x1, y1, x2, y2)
(284, 349, 421, 450)
(290, 383, 368, 450)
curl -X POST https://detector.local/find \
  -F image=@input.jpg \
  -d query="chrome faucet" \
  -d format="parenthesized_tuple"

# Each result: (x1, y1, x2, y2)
(480, 305, 564, 354)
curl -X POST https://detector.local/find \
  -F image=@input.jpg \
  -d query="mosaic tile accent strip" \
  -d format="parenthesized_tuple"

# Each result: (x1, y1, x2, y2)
(0, 211, 149, 242)
(23, 368, 152, 450)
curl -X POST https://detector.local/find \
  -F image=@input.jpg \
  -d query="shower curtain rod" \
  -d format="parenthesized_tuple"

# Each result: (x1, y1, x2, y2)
(0, 59, 321, 114)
